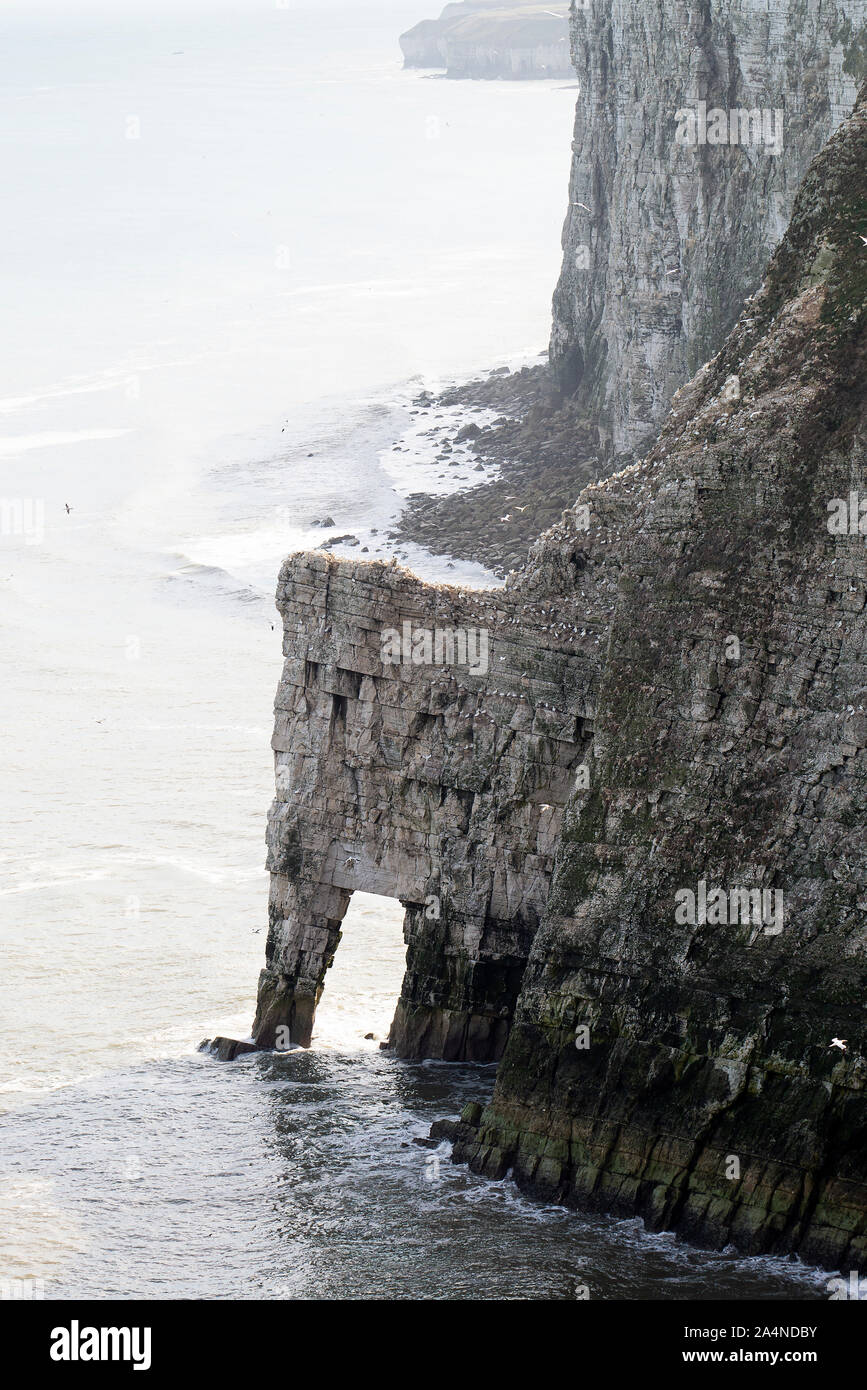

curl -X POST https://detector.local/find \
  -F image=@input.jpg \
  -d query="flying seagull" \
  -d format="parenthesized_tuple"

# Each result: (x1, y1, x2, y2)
(64, 503, 72, 514)
(859, 235, 867, 246)
(572, 202, 590, 211)
(829, 1037, 848, 1052)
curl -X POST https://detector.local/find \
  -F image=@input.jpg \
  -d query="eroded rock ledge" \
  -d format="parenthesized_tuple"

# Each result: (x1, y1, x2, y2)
(254, 83, 866, 1267)
(253, 527, 619, 1059)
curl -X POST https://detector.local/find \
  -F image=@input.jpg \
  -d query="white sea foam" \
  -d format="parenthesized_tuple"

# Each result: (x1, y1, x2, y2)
(0, 428, 131, 456)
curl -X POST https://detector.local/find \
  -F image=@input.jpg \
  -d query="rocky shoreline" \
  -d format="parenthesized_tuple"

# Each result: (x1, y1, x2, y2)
(391, 363, 617, 577)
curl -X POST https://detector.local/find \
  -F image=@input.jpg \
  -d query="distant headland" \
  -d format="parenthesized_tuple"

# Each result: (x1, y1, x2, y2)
(399, 2, 574, 80)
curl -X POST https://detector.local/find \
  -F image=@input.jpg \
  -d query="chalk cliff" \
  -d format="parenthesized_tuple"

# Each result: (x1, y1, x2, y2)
(254, 81, 867, 1266)
(399, 2, 573, 80)
(447, 81, 867, 1268)
(253, 552, 603, 1059)
(551, 0, 866, 457)
(392, 3, 866, 581)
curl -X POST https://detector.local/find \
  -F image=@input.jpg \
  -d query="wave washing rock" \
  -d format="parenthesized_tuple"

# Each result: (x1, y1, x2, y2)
(253, 81, 866, 1268)
(550, 0, 867, 458)
(399, 2, 573, 80)
(448, 83, 867, 1269)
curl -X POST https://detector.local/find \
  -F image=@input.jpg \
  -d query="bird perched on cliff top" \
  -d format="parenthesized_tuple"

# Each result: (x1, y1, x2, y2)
(829, 1037, 848, 1052)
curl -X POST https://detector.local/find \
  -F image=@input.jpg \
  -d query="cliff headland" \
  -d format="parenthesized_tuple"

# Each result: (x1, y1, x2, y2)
(399, 2, 574, 80)
(217, 5, 867, 1269)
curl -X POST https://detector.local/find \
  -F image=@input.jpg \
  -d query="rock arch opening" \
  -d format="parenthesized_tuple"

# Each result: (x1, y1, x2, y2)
(311, 891, 406, 1050)
(251, 550, 602, 1063)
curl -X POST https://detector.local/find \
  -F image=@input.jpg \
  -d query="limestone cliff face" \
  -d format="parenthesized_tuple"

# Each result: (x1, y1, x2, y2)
(253, 553, 605, 1059)
(450, 83, 867, 1268)
(256, 81, 866, 1267)
(400, 2, 573, 80)
(550, 0, 866, 457)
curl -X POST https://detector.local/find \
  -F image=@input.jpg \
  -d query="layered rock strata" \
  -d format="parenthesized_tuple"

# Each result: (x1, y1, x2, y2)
(253, 551, 608, 1059)
(245, 5, 867, 1262)
(256, 80, 866, 1267)
(551, 0, 866, 457)
(449, 81, 867, 1268)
